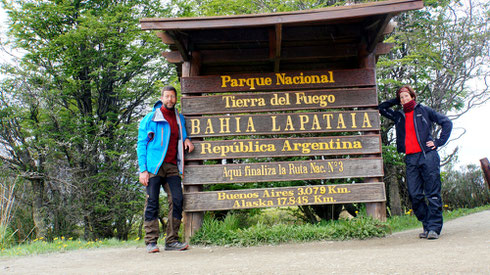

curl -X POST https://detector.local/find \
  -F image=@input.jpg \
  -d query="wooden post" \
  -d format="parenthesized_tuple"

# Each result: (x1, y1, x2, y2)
(359, 46, 387, 221)
(182, 51, 204, 243)
(480, 158, 490, 189)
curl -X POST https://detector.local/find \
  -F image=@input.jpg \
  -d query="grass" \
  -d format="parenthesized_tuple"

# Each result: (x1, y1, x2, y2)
(0, 237, 146, 257)
(387, 204, 490, 233)
(190, 214, 389, 246)
(1, 205, 488, 257)
(191, 205, 490, 246)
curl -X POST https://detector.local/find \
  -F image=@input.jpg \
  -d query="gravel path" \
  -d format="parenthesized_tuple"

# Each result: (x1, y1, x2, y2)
(1, 210, 489, 274)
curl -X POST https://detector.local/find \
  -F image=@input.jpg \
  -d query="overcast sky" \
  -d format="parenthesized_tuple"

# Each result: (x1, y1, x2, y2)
(1, 5, 488, 169)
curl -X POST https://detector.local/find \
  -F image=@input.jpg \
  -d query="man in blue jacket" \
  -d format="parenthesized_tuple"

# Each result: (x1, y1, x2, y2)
(378, 85, 452, 240)
(137, 86, 194, 253)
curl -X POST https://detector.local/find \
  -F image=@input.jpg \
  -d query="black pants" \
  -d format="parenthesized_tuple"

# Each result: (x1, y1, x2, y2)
(144, 163, 183, 244)
(144, 174, 183, 221)
(405, 150, 443, 234)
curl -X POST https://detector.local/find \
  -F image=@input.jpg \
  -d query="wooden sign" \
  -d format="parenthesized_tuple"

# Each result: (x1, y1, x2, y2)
(186, 110, 380, 138)
(185, 134, 381, 160)
(181, 88, 377, 115)
(183, 157, 383, 185)
(184, 183, 385, 212)
(181, 68, 375, 93)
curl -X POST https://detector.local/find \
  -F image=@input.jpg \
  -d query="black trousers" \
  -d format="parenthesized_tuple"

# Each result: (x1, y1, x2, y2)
(144, 163, 184, 244)
(145, 163, 184, 221)
(144, 174, 183, 221)
(405, 150, 443, 234)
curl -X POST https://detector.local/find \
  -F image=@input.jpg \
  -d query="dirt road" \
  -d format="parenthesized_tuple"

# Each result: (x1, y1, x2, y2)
(2, 210, 489, 274)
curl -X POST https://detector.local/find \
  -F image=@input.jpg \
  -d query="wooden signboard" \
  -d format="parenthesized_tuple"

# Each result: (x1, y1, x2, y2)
(140, 0, 429, 240)
(184, 183, 386, 212)
(183, 157, 383, 185)
(181, 68, 375, 94)
(186, 110, 380, 138)
(186, 134, 381, 160)
(181, 88, 377, 115)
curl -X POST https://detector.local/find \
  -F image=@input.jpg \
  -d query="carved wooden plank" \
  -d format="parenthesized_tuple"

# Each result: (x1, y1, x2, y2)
(281, 44, 358, 60)
(181, 88, 377, 115)
(184, 182, 386, 212)
(186, 110, 380, 138)
(185, 134, 381, 160)
(162, 51, 183, 63)
(201, 48, 269, 64)
(180, 69, 375, 93)
(182, 25, 359, 46)
(183, 157, 383, 185)
(195, 44, 359, 65)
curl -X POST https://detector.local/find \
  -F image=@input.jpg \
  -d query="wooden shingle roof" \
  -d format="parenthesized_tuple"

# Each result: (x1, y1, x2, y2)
(140, 0, 423, 76)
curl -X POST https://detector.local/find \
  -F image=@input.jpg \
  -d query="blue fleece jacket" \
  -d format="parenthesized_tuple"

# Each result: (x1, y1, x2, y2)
(378, 98, 452, 154)
(137, 101, 188, 175)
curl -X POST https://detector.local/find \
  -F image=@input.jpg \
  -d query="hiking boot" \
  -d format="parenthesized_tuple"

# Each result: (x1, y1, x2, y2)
(146, 242, 160, 253)
(165, 241, 189, 251)
(419, 230, 428, 238)
(427, 230, 439, 240)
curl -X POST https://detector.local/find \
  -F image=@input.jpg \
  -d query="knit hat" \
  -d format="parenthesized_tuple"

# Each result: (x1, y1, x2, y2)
(396, 85, 416, 101)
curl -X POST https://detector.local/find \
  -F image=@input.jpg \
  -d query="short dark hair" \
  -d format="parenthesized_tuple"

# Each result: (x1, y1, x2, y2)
(161, 86, 177, 97)
(396, 85, 416, 101)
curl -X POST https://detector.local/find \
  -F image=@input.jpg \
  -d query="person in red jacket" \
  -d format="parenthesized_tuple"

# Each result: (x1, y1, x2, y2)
(378, 85, 452, 240)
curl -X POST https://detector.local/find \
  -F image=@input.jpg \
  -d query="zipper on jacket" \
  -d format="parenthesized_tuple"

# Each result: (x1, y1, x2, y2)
(154, 125, 170, 175)
(412, 108, 426, 158)
(175, 110, 185, 175)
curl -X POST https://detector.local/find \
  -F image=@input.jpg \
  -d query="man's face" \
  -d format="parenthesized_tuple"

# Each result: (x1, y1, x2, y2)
(399, 88, 413, 105)
(161, 90, 177, 109)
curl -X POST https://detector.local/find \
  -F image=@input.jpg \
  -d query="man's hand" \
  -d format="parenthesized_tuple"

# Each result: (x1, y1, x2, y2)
(426, 141, 436, 150)
(139, 171, 149, 186)
(184, 138, 194, 153)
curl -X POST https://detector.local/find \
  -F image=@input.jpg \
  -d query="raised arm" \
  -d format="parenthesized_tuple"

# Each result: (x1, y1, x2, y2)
(378, 98, 400, 121)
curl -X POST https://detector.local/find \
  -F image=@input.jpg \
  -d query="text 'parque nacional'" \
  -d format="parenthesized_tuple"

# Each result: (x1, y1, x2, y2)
(180, 69, 376, 94)
(220, 71, 334, 90)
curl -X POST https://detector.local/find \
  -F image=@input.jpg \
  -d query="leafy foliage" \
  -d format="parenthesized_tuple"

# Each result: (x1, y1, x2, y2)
(441, 164, 490, 208)
(0, 0, 172, 240)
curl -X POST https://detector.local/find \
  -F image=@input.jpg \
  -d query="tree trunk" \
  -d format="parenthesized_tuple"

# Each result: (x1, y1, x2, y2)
(31, 179, 48, 238)
(385, 163, 403, 216)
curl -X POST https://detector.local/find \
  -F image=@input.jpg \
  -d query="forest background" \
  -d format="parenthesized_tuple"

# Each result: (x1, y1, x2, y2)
(0, 0, 489, 246)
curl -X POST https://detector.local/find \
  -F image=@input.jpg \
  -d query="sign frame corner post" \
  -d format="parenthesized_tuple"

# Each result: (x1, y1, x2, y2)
(183, 51, 204, 243)
(365, 202, 387, 221)
(360, 51, 386, 222)
(480, 157, 490, 189)
(364, 177, 386, 222)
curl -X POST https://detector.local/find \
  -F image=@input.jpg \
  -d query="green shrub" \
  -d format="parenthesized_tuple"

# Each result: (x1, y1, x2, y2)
(191, 213, 390, 246)
(442, 164, 490, 208)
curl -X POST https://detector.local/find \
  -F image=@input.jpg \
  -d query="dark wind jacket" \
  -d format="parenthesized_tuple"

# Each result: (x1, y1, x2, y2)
(378, 98, 452, 155)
